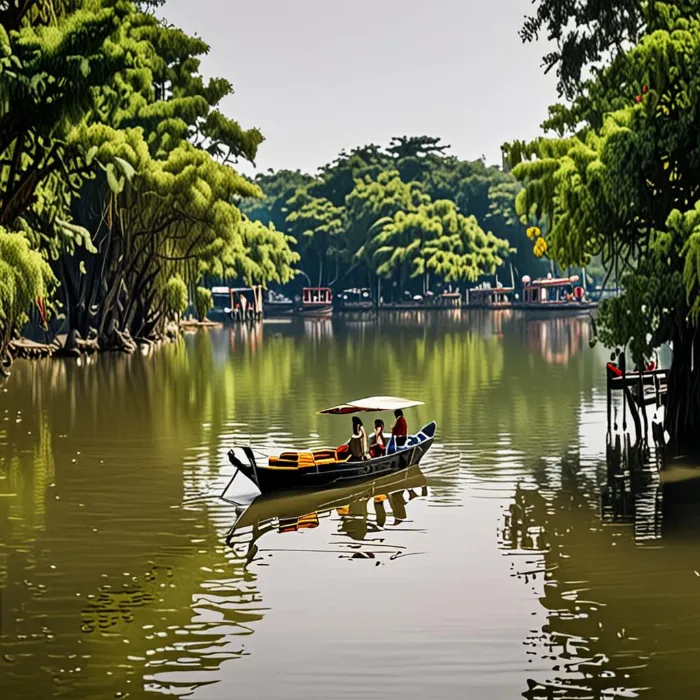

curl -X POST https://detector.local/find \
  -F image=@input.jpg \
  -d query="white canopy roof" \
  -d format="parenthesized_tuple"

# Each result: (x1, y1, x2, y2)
(319, 396, 424, 415)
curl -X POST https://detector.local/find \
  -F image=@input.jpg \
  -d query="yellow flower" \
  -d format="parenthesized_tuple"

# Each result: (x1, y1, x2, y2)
(533, 237, 548, 258)
(526, 226, 541, 240)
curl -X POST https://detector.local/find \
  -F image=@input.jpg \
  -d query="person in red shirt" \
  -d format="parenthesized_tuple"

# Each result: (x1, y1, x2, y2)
(391, 409, 408, 448)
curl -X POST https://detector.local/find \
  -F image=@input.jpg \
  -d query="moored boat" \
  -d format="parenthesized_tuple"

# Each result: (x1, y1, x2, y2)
(297, 287, 333, 316)
(466, 284, 515, 309)
(518, 274, 597, 314)
(336, 287, 374, 312)
(224, 396, 436, 495)
(263, 290, 295, 317)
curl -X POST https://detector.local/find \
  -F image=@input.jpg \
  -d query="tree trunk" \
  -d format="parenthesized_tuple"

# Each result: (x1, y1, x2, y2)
(665, 325, 700, 454)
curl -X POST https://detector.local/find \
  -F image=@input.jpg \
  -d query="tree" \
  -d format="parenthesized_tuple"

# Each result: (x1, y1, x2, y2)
(369, 199, 512, 295)
(285, 191, 345, 286)
(244, 138, 546, 293)
(0, 229, 56, 374)
(508, 1, 700, 450)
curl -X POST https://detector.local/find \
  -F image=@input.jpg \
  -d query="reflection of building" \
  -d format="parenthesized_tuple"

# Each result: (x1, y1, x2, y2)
(228, 320, 263, 356)
(302, 318, 333, 342)
(525, 316, 590, 365)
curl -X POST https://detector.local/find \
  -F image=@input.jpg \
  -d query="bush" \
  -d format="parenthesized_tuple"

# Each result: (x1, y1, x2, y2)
(195, 286, 213, 321)
(162, 275, 188, 320)
(0, 228, 56, 373)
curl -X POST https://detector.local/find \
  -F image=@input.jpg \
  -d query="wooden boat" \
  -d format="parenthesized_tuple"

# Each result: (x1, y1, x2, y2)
(225, 396, 436, 495)
(466, 285, 515, 309)
(518, 274, 597, 314)
(378, 291, 462, 311)
(263, 291, 295, 317)
(210, 285, 263, 321)
(336, 288, 375, 312)
(297, 287, 333, 317)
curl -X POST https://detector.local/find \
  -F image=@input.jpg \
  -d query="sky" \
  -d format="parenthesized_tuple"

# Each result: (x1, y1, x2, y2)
(163, 0, 558, 177)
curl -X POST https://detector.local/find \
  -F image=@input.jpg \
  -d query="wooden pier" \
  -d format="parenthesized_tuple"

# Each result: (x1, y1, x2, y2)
(606, 351, 668, 447)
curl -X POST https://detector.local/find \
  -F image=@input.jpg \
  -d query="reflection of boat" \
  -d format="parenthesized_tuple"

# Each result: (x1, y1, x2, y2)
(225, 465, 427, 532)
(297, 287, 333, 317)
(225, 396, 436, 495)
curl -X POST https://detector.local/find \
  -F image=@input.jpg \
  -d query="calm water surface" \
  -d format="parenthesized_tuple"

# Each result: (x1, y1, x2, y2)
(0, 312, 696, 699)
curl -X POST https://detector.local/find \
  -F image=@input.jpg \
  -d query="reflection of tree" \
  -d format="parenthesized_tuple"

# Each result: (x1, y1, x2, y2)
(503, 445, 700, 699)
(0, 355, 269, 698)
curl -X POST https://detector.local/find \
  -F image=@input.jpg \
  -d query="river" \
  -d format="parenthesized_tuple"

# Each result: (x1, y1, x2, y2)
(0, 311, 696, 699)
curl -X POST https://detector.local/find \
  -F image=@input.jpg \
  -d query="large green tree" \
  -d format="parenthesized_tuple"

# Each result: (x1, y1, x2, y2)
(0, 0, 298, 358)
(507, 1, 700, 449)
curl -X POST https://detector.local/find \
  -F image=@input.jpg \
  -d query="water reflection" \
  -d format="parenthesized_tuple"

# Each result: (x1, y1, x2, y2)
(501, 436, 700, 700)
(5, 313, 679, 700)
(227, 467, 428, 566)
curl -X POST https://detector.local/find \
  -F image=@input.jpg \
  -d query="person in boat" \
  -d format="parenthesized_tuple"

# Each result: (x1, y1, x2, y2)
(391, 409, 408, 448)
(348, 416, 369, 461)
(369, 419, 386, 458)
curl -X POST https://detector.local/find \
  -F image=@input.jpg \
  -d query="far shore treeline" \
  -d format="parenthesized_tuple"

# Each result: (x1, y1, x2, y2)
(239, 137, 558, 298)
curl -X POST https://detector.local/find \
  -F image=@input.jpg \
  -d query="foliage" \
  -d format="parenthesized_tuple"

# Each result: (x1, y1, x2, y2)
(162, 275, 187, 320)
(0, 229, 56, 371)
(369, 199, 512, 293)
(244, 137, 550, 294)
(0, 0, 298, 358)
(194, 286, 213, 322)
(511, 0, 700, 446)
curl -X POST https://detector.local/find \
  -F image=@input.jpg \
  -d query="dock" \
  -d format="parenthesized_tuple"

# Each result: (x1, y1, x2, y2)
(606, 351, 668, 447)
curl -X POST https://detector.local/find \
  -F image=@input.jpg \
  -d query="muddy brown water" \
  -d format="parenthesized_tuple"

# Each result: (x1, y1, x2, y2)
(0, 311, 695, 699)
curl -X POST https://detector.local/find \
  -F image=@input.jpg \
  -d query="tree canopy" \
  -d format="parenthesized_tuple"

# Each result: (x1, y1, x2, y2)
(0, 0, 299, 365)
(242, 137, 554, 298)
(508, 0, 700, 448)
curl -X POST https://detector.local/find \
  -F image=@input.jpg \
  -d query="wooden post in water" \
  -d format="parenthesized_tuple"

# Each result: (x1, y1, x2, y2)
(607, 360, 612, 439)
(620, 350, 627, 433)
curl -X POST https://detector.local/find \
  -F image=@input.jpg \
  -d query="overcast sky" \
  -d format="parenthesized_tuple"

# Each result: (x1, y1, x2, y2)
(163, 0, 557, 177)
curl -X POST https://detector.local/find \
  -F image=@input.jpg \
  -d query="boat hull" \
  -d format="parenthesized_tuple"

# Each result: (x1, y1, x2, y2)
(337, 302, 375, 312)
(229, 423, 436, 495)
(227, 466, 427, 528)
(295, 304, 333, 317)
(263, 302, 295, 317)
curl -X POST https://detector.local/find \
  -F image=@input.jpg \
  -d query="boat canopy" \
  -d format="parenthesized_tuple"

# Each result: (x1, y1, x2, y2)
(319, 396, 424, 415)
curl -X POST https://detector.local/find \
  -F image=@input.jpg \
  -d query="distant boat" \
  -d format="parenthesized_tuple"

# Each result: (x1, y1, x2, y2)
(263, 291, 295, 317)
(465, 285, 515, 309)
(297, 287, 333, 317)
(336, 287, 374, 312)
(210, 286, 263, 322)
(378, 291, 462, 310)
(518, 274, 597, 314)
